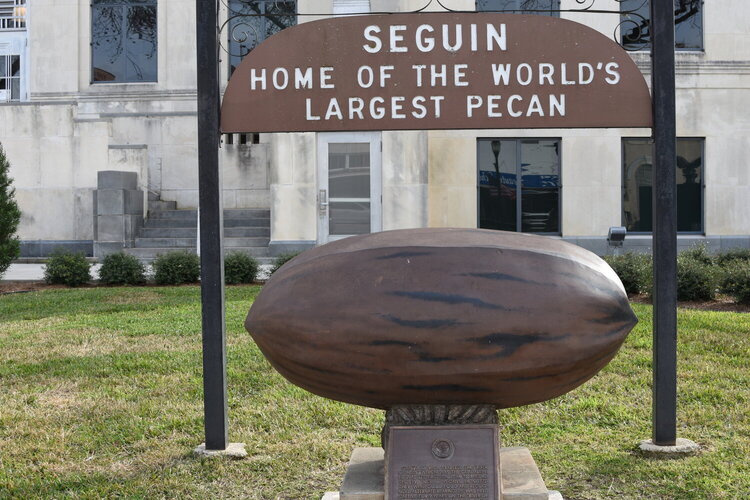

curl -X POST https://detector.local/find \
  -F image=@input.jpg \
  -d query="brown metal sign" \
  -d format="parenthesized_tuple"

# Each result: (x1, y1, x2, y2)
(221, 13, 652, 133)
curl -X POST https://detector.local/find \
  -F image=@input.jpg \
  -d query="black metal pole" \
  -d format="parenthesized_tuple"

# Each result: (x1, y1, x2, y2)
(196, 0, 228, 450)
(650, 0, 677, 446)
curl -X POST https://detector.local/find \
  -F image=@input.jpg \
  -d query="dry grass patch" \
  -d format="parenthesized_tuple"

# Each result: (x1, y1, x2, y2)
(0, 325, 198, 364)
(102, 289, 164, 305)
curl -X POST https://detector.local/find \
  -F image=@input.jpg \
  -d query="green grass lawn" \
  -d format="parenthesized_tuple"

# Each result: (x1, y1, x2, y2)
(0, 286, 748, 499)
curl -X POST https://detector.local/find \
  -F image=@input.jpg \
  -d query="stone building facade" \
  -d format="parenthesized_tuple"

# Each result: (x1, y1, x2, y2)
(1, 0, 748, 259)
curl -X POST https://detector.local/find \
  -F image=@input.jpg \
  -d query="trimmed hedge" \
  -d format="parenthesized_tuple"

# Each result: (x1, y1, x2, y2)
(269, 252, 300, 275)
(676, 255, 717, 301)
(603, 252, 652, 295)
(720, 261, 750, 304)
(603, 246, 750, 304)
(224, 252, 259, 284)
(44, 251, 92, 287)
(152, 251, 200, 285)
(716, 248, 750, 268)
(98, 252, 146, 285)
(681, 243, 714, 266)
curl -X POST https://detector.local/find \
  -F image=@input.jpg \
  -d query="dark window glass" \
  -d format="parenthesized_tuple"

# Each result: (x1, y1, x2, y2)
(10, 54, 19, 76)
(620, 0, 702, 50)
(476, 0, 560, 16)
(0, 54, 21, 101)
(92, 0, 157, 83)
(622, 138, 703, 233)
(228, 0, 296, 76)
(478, 139, 561, 234)
(330, 202, 370, 235)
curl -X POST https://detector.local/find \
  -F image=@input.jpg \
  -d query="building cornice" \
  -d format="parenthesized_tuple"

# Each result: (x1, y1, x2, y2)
(29, 89, 198, 103)
(630, 53, 750, 76)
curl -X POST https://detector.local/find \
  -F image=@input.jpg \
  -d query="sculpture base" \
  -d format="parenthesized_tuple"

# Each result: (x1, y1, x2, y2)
(325, 447, 561, 500)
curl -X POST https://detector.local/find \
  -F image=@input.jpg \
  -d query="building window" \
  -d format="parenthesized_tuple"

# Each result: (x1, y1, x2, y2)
(478, 139, 561, 234)
(620, 0, 702, 51)
(622, 138, 704, 233)
(476, 0, 560, 16)
(91, 0, 157, 83)
(228, 0, 296, 76)
(0, 53, 20, 101)
(333, 0, 370, 16)
(0, 0, 26, 30)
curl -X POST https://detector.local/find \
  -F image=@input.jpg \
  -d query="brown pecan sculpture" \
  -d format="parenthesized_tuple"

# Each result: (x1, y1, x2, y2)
(246, 228, 637, 409)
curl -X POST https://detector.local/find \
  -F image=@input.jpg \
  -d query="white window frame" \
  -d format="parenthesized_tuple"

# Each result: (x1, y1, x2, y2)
(0, 0, 26, 31)
(0, 33, 28, 102)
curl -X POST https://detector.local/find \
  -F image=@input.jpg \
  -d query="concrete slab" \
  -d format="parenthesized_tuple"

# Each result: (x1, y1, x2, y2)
(500, 447, 549, 500)
(193, 442, 247, 459)
(639, 438, 700, 455)
(341, 447, 384, 500)
(2, 263, 101, 282)
(97, 189, 127, 215)
(98, 170, 138, 190)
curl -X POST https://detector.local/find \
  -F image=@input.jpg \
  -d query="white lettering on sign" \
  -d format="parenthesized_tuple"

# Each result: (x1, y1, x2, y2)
(605, 62, 621, 84)
(491, 62, 620, 86)
(303, 95, 446, 121)
(252, 67, 336, 90)
(416, 25, 435, 52)
(466, 94, 566, 118)
(295, 68, 313, 89)
(390, 25, 407, 53)
(362, 23, 507, 53)
(233, 18, 639, 129)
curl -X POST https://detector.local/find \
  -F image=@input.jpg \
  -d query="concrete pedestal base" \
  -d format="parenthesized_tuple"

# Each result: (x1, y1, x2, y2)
(193, 442, 248, 459)
(323, 447, 563, 500)
(639, 438, 700, 455)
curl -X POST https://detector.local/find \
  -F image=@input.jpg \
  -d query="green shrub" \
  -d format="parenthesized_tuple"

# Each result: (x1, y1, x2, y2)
(676, 255, 717, 301)
(98, 252, 146, 285)
(43, 251, 92, 287)
(603, 252, 652, 295)
(224, 252, 259, 284)
(152, 251, 200, 285)
(681, 243, 714, 266)
(715, 248, 750, 268)
(719, 261, 750, 304)
(0, 144, 21, 278)
(269, 252, 300, 275)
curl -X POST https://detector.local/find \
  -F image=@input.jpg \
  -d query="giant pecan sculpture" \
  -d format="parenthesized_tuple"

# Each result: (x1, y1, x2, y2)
(246, 228, 637, 409)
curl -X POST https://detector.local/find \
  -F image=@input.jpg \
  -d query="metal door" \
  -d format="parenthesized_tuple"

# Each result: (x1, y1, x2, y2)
(317, 132, 381, 244)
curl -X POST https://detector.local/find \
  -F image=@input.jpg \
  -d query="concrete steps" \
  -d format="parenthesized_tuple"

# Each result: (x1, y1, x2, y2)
(126, 208, 272, 263)
(138, 226, 270, 238)
(148, 200, 177, 212)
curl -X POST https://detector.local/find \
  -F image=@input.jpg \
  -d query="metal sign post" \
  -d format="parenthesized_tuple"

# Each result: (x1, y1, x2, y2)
(650, 0, 678, 446)
(196, 0, 228, 451)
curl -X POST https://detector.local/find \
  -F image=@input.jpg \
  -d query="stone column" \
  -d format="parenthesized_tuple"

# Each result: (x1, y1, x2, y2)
(93, 171, 144, 258)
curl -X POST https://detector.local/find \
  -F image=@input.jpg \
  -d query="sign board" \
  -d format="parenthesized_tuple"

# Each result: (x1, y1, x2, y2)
(221, 13, 652, 133)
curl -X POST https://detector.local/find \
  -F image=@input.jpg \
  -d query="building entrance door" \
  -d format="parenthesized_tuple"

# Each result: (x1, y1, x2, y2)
(317, 132, 381, 244)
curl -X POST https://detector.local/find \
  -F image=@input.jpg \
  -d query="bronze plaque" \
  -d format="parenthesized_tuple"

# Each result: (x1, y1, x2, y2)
(385, 425, 499, 500)
(222, 13, 652, 133)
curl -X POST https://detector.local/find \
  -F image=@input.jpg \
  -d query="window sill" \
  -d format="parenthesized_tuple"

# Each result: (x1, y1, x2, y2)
(629, 50, 706, 61)
(625, 233, 706, 237)
(89, 82, 159, 88)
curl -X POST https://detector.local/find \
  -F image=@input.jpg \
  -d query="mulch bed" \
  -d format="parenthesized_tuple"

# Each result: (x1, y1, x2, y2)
(630, 293, 750, 313)
(0, 281, 75, 294)
(2, 281, 748, 313)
